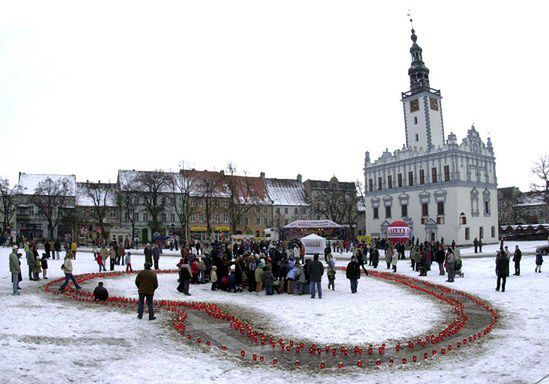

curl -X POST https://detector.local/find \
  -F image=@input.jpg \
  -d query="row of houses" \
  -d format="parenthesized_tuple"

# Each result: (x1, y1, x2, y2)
(497, 187, 548, 226)
(8, 170, 365, 243)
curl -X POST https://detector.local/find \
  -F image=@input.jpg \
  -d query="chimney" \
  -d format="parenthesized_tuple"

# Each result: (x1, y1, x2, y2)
(260, 172, 265, 179)
(297, 174, 302, 182)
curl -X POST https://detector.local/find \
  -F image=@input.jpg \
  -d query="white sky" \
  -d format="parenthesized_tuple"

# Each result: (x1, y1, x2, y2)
(0, 0, 547, 190)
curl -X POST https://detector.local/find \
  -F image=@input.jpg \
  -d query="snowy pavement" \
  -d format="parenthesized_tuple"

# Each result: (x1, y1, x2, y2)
(1, 246, 547, 383)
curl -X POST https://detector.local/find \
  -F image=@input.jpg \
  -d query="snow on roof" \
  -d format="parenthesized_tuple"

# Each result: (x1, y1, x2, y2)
(18, 173, 76, 196)
(118, 170, 176, 193)
(514, 192, 545, 207)
(283, 220, 343, 229)
(76, 183, 117, 207)
(265, 178, 309, 206)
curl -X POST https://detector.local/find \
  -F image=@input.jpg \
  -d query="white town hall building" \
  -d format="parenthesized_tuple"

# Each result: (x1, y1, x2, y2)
(364, 27, 498, 246)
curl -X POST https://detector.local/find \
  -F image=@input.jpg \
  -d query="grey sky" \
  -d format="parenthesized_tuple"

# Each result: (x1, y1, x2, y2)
(0, 0, 547, 190)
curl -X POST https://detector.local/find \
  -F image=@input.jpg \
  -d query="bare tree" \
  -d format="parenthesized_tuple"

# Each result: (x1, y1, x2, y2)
(0, 177, 17, 234)
(531, 155, 549, 223)
(312, 181, 358, 233)
(168, 170, 201, 242)
(133, 170, 170, 234)
(29, 177, 74, 239)
(118, 187, 139, 243)
(197, 171, 224, 237)
(79, 181, 114, 238)
(224, 163, 261, 234)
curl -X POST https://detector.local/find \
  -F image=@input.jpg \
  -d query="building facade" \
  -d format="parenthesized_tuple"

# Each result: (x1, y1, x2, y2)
(265, 174, 310, 229)
(364, 27, 499, 245)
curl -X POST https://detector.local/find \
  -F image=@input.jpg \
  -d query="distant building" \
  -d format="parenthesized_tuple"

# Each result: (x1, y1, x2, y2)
(497, 187, 521, 225)
(75, 181, 118, 242)
(265, 174, 310, 229)
(16, 173, 77, 240)
(364, 27, 498, 245)
(514, 191, 547, 224)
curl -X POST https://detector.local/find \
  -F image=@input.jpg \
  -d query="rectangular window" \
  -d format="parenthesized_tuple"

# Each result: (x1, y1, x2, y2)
(401, 204, 408, 217)
(484, 201, 490, 215)
(190, 214, 195, 223)
(223, 213, 228, 223)
(414, 116, 418, 125)
(385, 206, 391, 219)
(398, 174, 403, 188)
(263, 217, 268, 226)
(437, 202, 445, 215)
(460, 215, 467, 225)
(408, 171, 414, 187)
(199, 213, 204, 222)
(284, 207, 288, 214)
(244, 217, 249, 226)
(437, 216, 445, 224)
(294, 207, 298, 214)
(368, 179, 373, 192)
(256, 217, 260, 225)
(256, 207, 261, 214)
(302, 207, 307, 214)
(110, 211, 117, 219)
(444, 165, 450, 181)
(465, 227, 470, 240)
(264, 207, 268, 214)
(170, 213, 176, 222)
(378, 177, 383, 190)
(479, 227, 484, 240)
(215, 213, 220, 222)
(421, 203, 429, 217)
(419, 169, 425, 185)
(491, 226, 496, 238)
(388, 175, 393, 189)
(373, 207, 379, 219)
(143, 213, 149, 221)
(161, 213, 166, 222)
(432, 168, 438, 183)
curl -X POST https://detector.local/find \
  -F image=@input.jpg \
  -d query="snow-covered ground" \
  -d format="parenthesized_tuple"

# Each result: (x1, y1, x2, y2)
(459, 239, 547, 256)
(1, 246, 547, 384)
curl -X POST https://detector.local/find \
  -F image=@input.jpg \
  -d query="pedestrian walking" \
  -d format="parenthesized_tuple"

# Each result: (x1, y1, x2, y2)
(125, 252, 133, 272)
(445, 247, 456, 282)
(135, 263, 158, 320)
(59, 253, 82, 292)
(327, 267, 336, 290)
(535, 252, 543, 273)
(391, 246, 399, 273)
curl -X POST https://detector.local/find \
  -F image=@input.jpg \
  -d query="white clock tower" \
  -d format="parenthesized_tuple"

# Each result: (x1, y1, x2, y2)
(401, 28, 445, 150)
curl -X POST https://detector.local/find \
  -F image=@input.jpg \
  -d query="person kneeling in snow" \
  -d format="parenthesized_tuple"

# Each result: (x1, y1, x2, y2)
(93, 282, 109, 301)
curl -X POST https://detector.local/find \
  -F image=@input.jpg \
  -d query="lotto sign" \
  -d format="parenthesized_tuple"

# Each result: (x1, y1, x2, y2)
(386, 220, 411, 244)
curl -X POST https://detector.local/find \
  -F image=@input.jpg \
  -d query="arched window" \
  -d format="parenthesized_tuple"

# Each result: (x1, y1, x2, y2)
(459, 212, 467, 225)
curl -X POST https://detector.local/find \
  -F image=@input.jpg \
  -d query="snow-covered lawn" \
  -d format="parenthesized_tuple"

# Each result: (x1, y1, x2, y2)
(1, 246, 547, 383)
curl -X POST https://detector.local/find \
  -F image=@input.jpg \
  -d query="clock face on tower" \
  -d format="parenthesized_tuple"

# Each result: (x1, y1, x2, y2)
(410, 99, 419, 112)
(429, 97, 439, 111)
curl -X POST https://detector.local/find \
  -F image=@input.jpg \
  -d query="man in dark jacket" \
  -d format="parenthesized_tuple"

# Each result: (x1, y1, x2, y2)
(346, 256, 361, 293)
(93, 282, 109, 301)
(495, 250, 510, 292)
(152, 244, 162, 270)
(135, 263, 158, 319)
(309, 253, 324, 299)
(512, 245, 522, 276)
(435, 246, 446, 275)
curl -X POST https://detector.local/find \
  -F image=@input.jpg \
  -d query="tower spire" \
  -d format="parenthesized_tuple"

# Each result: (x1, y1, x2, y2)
(407, 16, 430, 93)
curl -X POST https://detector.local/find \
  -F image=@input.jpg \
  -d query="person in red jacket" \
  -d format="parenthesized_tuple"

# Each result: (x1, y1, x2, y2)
(190, 258, 200, 284)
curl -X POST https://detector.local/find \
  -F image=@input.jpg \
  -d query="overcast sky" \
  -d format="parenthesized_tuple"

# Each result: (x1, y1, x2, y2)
(0, 0, 547, 190)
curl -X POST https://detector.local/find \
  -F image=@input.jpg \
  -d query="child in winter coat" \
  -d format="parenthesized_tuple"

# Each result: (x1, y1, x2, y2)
(40, 253, 48, 279)
(125, 252, 133, 272)
(327, 267, 336, 290)
(210, 266, 218, 291)
(535, 252, 543, 273)
(35, 254, 42, 278)
(96, 252, 106, 272)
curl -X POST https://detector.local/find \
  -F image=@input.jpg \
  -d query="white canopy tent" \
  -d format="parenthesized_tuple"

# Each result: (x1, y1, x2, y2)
(301, 233, 327, 255)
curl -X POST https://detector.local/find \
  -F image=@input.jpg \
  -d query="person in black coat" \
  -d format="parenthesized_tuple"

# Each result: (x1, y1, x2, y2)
(93, 282, 109, 301)
(370, 247, 380, 268)
(495, 250, 510, 292)
(435, 246, 446, 275)
(512, 245, 522, 276)
(346, 256, 361, 293)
